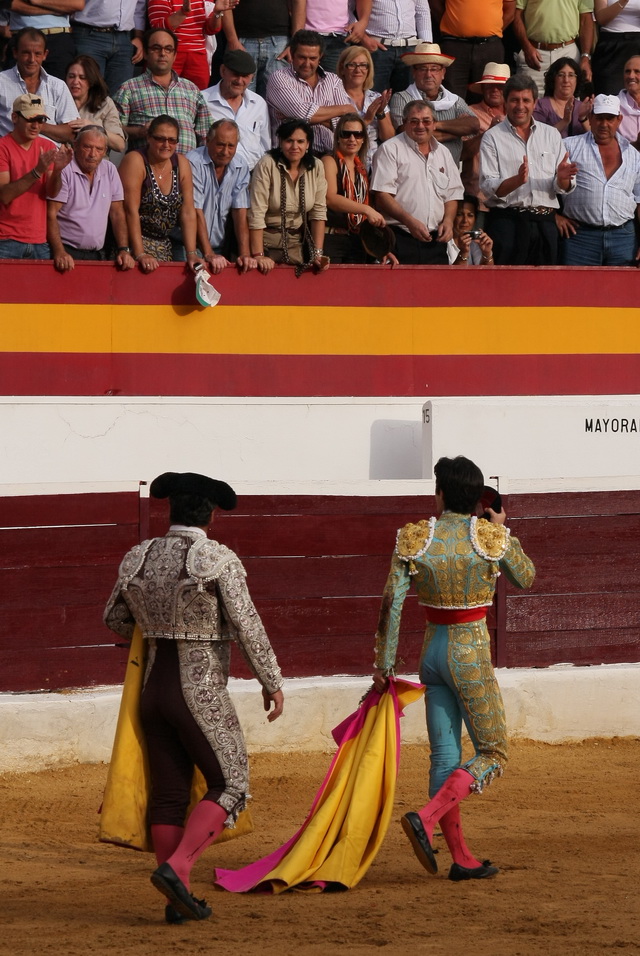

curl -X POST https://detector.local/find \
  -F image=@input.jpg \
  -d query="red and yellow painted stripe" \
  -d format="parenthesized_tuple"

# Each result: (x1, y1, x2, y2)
(1, 261, 638, 396)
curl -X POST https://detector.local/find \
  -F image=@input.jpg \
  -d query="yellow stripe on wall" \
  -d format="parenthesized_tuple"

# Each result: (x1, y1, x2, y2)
(1, 303, 639, 356)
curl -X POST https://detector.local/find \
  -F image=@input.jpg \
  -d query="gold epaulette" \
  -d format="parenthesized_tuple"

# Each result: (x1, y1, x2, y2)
(471, 518, 510, 561)
(395, 517, 436, 575)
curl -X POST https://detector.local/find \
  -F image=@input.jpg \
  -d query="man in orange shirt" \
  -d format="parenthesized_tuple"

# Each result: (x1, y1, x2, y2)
(430, 0, 515, 99)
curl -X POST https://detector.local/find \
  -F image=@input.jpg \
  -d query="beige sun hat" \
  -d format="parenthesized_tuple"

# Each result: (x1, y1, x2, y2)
(468, 63, 510, 94)
(401, 42, 455, 68)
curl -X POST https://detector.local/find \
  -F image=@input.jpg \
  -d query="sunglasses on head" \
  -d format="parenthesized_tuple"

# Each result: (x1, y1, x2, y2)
(340, 130, 365, 139)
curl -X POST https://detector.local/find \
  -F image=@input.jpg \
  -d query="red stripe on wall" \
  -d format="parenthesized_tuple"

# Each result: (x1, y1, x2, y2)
(2, 351, 639, 397)
(3, 261, 640, 308)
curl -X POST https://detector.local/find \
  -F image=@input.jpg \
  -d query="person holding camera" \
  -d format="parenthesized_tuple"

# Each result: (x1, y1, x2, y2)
(372, 456, 535, 882)
(447, 194, 494, 265)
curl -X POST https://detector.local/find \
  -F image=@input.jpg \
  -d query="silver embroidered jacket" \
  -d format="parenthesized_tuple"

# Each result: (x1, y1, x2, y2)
(104, 529, 283, 695)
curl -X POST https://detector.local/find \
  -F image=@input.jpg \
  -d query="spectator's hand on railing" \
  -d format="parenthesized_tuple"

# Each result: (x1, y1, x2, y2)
(186, 252, 206, 273)
(205, 252, 230, 274)
(255, 255, 276, 273)
(53, 251, 75, 273)
(136, 252, 159, 273)
(236, 255, 259, 273)
(116, 250, 136, 271)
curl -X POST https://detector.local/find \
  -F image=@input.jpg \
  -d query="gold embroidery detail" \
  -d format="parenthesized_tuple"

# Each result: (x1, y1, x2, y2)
(395, 517, 436, 575)
(470, 517, 510, 560)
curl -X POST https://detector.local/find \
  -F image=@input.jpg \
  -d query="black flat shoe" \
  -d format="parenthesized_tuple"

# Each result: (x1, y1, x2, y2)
(401, 812, 438, 875)
(448, 860, 499, 882)
(151, 863, 212, 921)
(165, 904, 187, 925)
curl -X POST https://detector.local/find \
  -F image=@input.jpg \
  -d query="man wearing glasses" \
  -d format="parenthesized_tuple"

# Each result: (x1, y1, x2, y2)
(389, 42, 478, 164)
(370, 99, 463, 263)
(0, 93, 72, 259)
(114, 27, 211, 153)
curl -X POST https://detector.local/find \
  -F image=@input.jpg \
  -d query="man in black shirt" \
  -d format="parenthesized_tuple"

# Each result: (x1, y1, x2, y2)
(222, 0, 306, 97)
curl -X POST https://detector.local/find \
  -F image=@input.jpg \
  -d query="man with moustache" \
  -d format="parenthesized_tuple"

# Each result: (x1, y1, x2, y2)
(479, 73, 578, 264)
(389, 43, 478, 164)
(186, 118, 266, 273)
(371, 99, 463, 264)
(557, 93, 640, 265)
(114, 27, 211, 153)
(0, 92, 72, 258)
(202, 49, 270, 170)
(47, 125, 135, 270)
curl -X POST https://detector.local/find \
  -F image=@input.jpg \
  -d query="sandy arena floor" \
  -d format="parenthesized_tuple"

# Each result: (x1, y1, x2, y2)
(1, 738, 638, 956)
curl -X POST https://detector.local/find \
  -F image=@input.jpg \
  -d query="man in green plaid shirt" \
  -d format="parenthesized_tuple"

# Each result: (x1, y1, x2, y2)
(115, 28, 211, 153)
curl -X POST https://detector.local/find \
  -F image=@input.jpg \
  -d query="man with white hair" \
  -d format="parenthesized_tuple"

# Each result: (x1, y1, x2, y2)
(371, 99, 464, 263)
(557, 93, 640, 265)
(47, 125, 135, 270)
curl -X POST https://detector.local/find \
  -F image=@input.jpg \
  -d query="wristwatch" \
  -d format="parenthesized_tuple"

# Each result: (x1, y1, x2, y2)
(117, 246, 130, 253)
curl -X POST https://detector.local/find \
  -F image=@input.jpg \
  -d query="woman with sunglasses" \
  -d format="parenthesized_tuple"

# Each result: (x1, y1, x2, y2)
(321, 113, 397, 264)
(533, 58, 593, 138)
(119, 114, 203, 273)
(337, 46, 394, 170)
(248, 119, 329, 274)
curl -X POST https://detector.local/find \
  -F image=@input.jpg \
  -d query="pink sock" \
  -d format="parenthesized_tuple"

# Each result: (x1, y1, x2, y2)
(417, 768, 475, 842)
(166, 800, 228, 889)
(439, 805, 482, 868)
(151, 824, 184, 866)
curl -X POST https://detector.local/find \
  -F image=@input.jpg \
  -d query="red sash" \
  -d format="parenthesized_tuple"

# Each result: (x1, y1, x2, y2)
(425, 606, 488, 624)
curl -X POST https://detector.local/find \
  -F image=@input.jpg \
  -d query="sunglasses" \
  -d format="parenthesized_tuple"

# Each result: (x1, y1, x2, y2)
(150, 134, 178, 144)
(19, 113, 47, 123)
(340, 130, 365, 139)
(148, 44, 175, 54)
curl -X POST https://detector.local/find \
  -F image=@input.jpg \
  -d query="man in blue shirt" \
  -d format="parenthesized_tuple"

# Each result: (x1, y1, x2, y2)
(186, 118, 267, 273)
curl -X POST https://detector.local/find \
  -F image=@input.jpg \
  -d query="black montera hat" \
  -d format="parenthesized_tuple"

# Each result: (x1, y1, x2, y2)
(150, 472, 237, 510)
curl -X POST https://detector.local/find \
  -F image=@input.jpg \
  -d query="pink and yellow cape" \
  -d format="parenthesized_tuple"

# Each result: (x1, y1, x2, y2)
(214, 677, 424, 893)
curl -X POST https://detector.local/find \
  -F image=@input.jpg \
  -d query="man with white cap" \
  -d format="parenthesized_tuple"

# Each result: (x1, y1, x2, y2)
(428, 0, 515, 100)
(461, 62, 509, 209)
(389, 42, 479, 164)
(0, 92, 72, 258)
(557, 93, 640, 265)
(479, 72, 578, 264)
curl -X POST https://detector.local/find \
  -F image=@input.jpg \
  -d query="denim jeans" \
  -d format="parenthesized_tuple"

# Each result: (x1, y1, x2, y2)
(319, 34, 348, 75)
(370, 46, 413, 93)
(72, 25, 136, 96)
(239, 35, 289, 98)
(562, 220, 636, 266)
(0, 239, 50, 259)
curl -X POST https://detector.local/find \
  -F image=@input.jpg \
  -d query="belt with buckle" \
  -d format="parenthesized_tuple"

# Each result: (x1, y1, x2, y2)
(318, 32, 346, 38)
(378, 35, 418, 47)
(530, 37, 576, 51)
(440, 34, 496, 44)
(38, 27, 72, 35)
(517, 205, 554, 215)
(74, 23, 119, 32)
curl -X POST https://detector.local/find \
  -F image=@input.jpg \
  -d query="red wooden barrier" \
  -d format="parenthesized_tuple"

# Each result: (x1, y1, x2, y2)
(0, 489, 637, 691)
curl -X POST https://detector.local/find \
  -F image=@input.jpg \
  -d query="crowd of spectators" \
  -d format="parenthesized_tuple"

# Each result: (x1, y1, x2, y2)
(1, 1, 640, 271)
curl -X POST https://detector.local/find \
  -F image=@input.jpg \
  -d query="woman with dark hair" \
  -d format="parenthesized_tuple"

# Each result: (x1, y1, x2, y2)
(66, 55, 126, 154)
(119, 114, 203, 273)
(321, 113, 396, 264)
(248, 119, 329, 274)
(533, 57, 593, 137)
(447, 194, 494, 266)
(373, 456, 535, 882)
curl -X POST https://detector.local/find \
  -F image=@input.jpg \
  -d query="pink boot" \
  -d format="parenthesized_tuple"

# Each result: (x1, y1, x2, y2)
(165, 800, 228, 888)
(150, 824, 184, 866)
(438, 805, 482, 869)
(401, 769, 475, 875)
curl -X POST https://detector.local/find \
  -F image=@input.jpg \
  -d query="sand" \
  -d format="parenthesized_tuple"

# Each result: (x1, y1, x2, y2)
(1, 738, 638, 956)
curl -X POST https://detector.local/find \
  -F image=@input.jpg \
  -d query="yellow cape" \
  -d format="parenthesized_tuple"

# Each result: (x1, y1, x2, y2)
(99, 625, 253, 851)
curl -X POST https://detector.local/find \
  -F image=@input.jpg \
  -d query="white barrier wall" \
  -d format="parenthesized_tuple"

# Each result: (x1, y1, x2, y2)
(1, 665, 638, 773)
(422, 396, 640, 480)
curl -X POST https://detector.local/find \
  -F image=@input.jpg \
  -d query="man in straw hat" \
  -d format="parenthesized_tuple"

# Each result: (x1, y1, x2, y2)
(104, 472, 284, 923)
(429, 0, 515, 100)
(389, 42, 479, 164)
(461, 62, 509, 210)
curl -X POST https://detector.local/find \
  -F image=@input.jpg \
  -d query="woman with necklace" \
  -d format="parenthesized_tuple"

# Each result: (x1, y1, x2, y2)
(248, 119, 329, 275)
(321, 113, 397, 264)
(337, 46, 394, 171)
(533, 58, 593, 138)
(119, 114, 203, 273)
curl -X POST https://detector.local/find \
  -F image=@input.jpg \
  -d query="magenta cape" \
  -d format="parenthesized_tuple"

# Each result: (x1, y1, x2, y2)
(214, 677, 424, 893)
